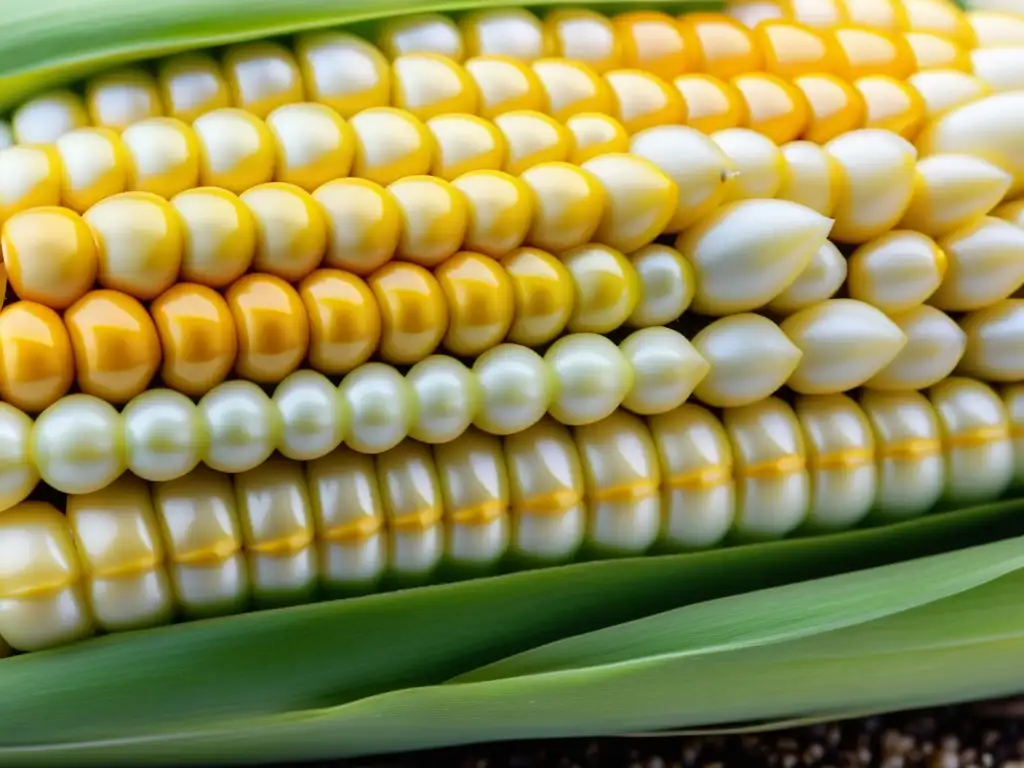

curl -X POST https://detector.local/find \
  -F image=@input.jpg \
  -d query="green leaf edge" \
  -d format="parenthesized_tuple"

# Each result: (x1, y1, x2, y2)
(0, 497, 1020, 763)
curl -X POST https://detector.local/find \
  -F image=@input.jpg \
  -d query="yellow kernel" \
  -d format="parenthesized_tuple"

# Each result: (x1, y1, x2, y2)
(3, 207, 97, 310)
(832, 26, 917, 81)
(451, 169, 533, 258)
(725, 0, 785, 29)
(501, 246, 574, 346)
(378, 14, 465, 61)
(427, 114, 506, 181)
(903, 0, 976, 49)
(753, 20, 841, 78)
(157, 52, 231, 124)
(461, 8, 552, 62)
(222, 41, 305, 119)
(0, 145, 61, 226)
(732, 72, 811, 145)
(464, 56, 548, 119)
(85, 69, 165, 132)
(581, 153, 679, 254)
(0, 301, 73, 413)
(605, 69, 688, 135)
(193, 107, 275, 194)
(300, 269, 381, 375)
(84, 191, 183, 301)
(614, 11, 696, 80)
(855, 75, 927, 140)
(789, 0, 851, 27)
(241, 182, 328, 283)
(392, 53, 479, 120)
(673, 74, 747, 134)
(545, 9, 622, 74)
(531, 59, 613, 122)
(520, 161, 605, 253)
(226, 274, 309, 384)
(842, 0, 907, 33)
(436, 251, 515, 356)
(12, 91, 88, 145)
(368, 261, 449, 365)
(55, 127, 130, 215)
(565, 113, 630, 164)
(349, 107, 433, 187)
(120, 117, 200, 199)
(296, 32, 391, 118)
(562, 243, 640, 334)
(629, 124, 737, 232)
(151, 283, 237, 397)
(680, 13, 763, 80)
(388, 175, 468, 268)
(494, 110, 573, 176)
(173, 187, 256, 288)
(65, 290, 161, 404)
(266, 102, 355, 192)
(313, 177, 401, 275)
(794, 73, 866, 144)
(905, 31, 970, 72)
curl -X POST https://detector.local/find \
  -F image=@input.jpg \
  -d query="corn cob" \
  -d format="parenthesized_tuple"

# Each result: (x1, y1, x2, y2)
(0, 0, 1015, 720)
(0, 375, 1015, 654)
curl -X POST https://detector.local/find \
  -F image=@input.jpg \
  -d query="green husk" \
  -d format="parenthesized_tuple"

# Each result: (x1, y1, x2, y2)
(0, 0, 722, 111)
(0, 497, 1021, 765)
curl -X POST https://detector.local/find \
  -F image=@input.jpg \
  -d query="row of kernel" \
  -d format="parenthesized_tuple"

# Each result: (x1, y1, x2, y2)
(6, 194, 1022, 417)
(1, 375, 1018, 653)
(6, 124, 1018, 329)
(1, 39, 1009, 160)
(8, 294, 1024, 504)
(3, 146, 695, 312)
(4, 2, 1020, 144)
(7, 326, 710, 499)
(1, 239, 701, 411)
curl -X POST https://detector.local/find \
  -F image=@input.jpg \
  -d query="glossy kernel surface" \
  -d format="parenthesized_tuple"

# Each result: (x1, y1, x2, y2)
(0, 302, 74, 413)
(313, 178, 400, 276)
(732, 73, 810, 145)
(436, 251, 515, 357)
(296, 32, 391, 118)
(393, 53, 479, 120)
(64, 291, 161, 405)
(368, 261, 449, 365)
(241, 183, 327, 283)
(150, 283, 238, 397)
(605, 69, 688, 135)
(673, 75, 747, 134)
(157, 52, 232, 124)
(226, 274, 310, 384)
(502, 246, 574, 347)
(451, 170, 532, 258)
(173, 187, 256, 288)
(349, 107, 433, 187)
(682, 13, 762, 80)
(388, 175, 468, 268)
(299, 269, 381, 375)
(2, 207, 97, 310)
(193, 108, 275, 194)
(84, 192, 183, 301)
(520, 161, 605, 253)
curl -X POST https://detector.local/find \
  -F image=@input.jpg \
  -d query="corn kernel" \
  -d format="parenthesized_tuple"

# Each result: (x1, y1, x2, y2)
(150, 283, 238, 398)
(226, 274, 309, 384)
